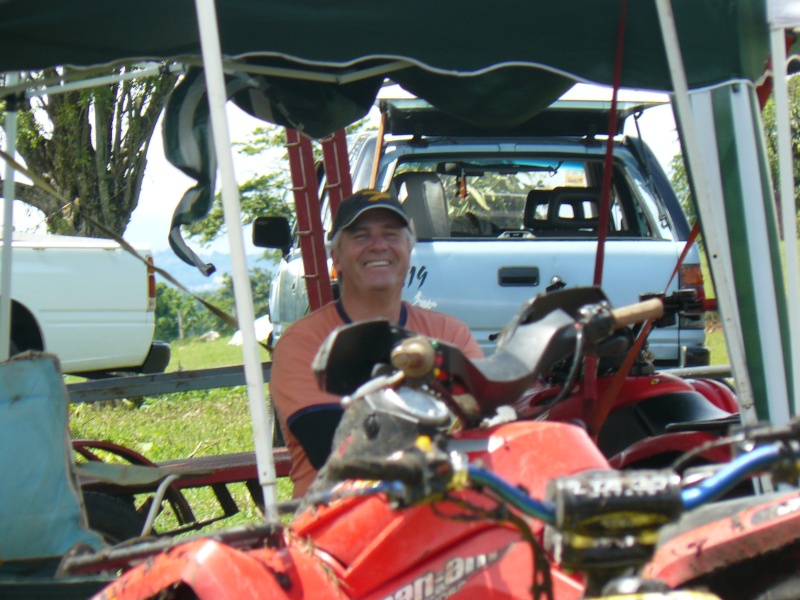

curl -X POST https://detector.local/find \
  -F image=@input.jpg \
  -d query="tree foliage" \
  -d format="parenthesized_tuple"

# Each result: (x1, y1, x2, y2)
(669, 153, 696, 226)
(155, 266, 274, 342)
(762, 73, 800, 222)
(183, 125, 295, 245)
(1, 66, 177, 237)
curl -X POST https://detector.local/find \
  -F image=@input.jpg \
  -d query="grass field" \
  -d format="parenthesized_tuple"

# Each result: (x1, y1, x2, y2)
(69, 337, 291, 533)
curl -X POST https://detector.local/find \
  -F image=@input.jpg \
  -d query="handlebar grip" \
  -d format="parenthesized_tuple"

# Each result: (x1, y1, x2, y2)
(611, 298, 664, 329)
(390, 336, 436, 378)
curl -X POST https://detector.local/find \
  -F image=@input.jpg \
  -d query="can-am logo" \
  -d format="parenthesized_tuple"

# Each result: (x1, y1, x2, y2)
(380, 546, 507, 600)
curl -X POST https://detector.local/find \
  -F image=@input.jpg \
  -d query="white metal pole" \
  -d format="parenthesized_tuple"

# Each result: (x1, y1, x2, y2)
(194, 0, 279, 520)
(770, 26, 800, 417)
(654, 0, 759, 425)
(1, 73, 20, 363)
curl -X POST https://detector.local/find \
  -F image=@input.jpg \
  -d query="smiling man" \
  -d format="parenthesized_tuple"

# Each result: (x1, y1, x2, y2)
(270, 188, 483, 498)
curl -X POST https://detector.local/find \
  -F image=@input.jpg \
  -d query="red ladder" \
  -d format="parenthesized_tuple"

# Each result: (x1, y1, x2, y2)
(320, 129, 352, 220)
(285, 128, 353, 312)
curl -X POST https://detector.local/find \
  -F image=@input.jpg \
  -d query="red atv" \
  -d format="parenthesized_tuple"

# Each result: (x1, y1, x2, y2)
(68, 289, 800, 600)
(508, 287, 739, 473)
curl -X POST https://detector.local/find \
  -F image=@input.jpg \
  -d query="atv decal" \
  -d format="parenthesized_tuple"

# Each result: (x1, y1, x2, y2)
(411, 291, 438, 310)
(381, 546, 507, 600)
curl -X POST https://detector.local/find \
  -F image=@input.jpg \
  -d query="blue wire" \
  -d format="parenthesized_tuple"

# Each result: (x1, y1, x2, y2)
(468, 466, 557, 524)
(681, 444, 783, 510)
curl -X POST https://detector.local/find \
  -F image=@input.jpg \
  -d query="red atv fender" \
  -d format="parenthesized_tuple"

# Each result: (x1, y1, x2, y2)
(644, 488, 800, 595)
(518, 372, 738, 469)
(95, 537, 350, 600)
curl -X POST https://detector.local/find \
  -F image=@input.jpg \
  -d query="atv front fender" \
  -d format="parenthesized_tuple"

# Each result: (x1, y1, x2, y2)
(94, 538, 349, 600)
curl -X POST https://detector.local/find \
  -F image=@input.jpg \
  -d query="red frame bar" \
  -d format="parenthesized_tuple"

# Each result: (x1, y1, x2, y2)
(285, 129, 333, 311)
(320, 129, 353, 219)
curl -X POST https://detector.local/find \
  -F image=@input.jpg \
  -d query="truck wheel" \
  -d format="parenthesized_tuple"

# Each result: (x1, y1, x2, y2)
(83, 491, 148, 544)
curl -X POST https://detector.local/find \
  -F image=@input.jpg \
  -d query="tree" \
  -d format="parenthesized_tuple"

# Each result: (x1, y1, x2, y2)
(1, 66, 178, 237)
(669, 153, 696, 226)
(183, 125, 295, 246)
(154, 267, 274, 342)
(154, 283, 194, 341)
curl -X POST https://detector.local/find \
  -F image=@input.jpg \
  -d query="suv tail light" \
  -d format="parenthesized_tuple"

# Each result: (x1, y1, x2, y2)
(147, 256, 157, 312)
(679, 264, 705, 301)
(679, 263, 705, 329)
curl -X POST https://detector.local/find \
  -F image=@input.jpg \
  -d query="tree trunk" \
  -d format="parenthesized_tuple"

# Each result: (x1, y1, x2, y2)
(2, 67, 177, 239)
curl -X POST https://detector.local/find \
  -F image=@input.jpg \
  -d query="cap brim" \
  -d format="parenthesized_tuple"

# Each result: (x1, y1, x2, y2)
(331, 204, 410, 239)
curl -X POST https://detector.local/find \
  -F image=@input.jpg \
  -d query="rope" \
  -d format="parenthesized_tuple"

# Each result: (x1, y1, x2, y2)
(588, 222, 701, 438)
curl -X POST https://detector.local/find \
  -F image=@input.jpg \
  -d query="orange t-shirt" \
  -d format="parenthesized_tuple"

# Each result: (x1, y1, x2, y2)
(270, 301, 483, 498)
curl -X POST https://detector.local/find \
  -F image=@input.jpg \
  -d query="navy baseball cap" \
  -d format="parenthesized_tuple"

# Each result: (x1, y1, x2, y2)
(328, 189, 410, 240)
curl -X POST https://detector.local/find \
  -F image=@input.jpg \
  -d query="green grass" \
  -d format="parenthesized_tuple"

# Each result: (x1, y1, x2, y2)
(69, 335, 292, 535)
(706, 328, 728, 366)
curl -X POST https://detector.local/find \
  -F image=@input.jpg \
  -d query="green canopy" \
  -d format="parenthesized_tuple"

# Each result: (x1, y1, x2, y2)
(0, 0, 770, 134)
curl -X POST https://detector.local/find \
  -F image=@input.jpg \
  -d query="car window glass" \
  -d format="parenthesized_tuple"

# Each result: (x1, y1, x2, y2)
(391, 157, 643, 238)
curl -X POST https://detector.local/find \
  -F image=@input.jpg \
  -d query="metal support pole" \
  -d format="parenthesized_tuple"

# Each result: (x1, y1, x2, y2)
(194, 0, 278, 521)
(655, 0, 759, 425)
(1, 73, 20, 362)
(770, 26, 800, 417)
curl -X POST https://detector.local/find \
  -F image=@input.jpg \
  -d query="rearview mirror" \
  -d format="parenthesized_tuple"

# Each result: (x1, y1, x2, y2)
(252, 216, 292, 254)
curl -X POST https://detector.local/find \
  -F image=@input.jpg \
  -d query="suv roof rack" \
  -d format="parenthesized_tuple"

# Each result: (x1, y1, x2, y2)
(378, 97, 663, 138)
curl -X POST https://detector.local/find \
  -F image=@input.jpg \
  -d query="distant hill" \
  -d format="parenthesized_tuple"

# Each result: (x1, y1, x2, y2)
(152, 249, 274, 292)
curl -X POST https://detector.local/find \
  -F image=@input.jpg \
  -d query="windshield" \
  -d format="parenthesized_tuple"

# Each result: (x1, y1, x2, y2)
(391, 156, 646, 239)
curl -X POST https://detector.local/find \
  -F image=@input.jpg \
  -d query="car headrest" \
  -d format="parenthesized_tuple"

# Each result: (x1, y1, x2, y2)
(393, 172, 451, 239)
(524, 187, 601, 231)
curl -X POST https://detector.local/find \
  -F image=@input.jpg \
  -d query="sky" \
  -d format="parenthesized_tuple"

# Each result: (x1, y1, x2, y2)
(4, 83, 682, 256)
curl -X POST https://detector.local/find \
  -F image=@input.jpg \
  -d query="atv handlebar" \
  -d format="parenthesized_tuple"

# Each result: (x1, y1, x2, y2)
(322, 423, 800, 527)
(390, 336, 435, 378)
(611, 297, 664, 329)
(388, 298, 666, 381)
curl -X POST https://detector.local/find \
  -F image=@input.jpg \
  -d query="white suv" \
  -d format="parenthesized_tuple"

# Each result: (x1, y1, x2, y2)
(261, 98, 708, 367)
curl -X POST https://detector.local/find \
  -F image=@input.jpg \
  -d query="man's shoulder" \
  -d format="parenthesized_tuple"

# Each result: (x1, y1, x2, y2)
(405, 303, 472, 334)
(404, 303, 482, 358)
(276, 302, 343, 349)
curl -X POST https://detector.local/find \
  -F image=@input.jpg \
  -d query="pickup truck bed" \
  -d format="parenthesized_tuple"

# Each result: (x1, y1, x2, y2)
(4, 234, 169, 376)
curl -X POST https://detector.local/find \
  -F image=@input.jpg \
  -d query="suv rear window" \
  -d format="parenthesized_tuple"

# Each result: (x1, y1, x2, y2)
(392, 156, 655, 240)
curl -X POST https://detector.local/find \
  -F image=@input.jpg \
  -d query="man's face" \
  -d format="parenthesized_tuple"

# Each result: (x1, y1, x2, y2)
(331, 208, 411, 296)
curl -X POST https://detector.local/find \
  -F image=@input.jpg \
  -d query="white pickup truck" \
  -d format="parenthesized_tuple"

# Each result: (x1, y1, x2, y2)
(261, 98, 708, 367)
(4, 234, 170, 377)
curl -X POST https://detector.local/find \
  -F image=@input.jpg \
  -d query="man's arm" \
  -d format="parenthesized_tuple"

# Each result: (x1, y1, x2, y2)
(271, 313, 346, 481)
(287, 405, 344, 469)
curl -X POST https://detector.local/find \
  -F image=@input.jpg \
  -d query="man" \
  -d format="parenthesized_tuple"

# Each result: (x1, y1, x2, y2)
(271, 188, 483, 498)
